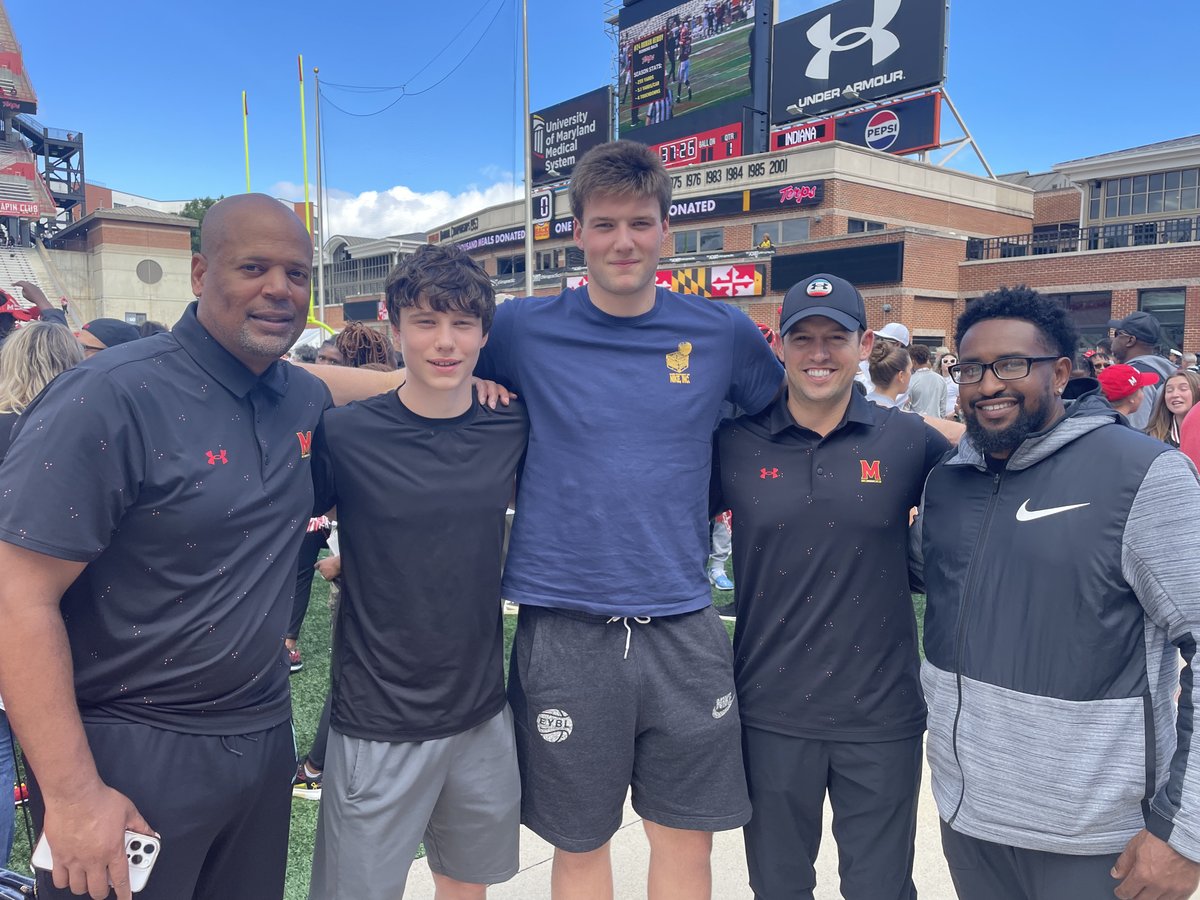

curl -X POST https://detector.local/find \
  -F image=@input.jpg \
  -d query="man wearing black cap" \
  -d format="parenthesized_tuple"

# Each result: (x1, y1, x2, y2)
(712, 273, 950, 900)
(76, 318, 141, 357)
(1109, 311, 1173, 430)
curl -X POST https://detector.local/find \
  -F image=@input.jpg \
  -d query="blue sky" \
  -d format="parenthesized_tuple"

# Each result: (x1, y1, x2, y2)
(7, 1, 1197, 236)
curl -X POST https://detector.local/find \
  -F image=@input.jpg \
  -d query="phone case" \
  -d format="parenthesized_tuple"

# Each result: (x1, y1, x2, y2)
(31, 830, 160, 892)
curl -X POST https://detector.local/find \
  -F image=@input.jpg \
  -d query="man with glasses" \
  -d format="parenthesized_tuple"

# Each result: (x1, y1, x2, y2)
(1109, 311, 1173, 429)
(912, 285, 1200, 900)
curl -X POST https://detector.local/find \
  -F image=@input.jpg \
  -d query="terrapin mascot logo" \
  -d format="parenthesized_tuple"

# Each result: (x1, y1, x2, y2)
(666, 341, 692, 383)
(860, 459, 882, 483)
(536, 708, 574, 743)
(296, 431, 313, 459)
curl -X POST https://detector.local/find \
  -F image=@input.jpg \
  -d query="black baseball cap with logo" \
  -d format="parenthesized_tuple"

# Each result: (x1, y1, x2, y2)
(779, 273, 868, 336)
(1107, 310, 1161, 345)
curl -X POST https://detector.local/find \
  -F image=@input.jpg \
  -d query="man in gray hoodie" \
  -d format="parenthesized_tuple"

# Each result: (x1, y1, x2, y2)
(912, 286, 1200, 900)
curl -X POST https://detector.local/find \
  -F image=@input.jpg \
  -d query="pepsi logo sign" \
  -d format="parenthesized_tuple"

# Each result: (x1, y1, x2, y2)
(865, 110, 900, 151)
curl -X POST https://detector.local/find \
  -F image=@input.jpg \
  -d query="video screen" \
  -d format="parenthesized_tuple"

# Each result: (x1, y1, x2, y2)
(618, 0, 756, 133)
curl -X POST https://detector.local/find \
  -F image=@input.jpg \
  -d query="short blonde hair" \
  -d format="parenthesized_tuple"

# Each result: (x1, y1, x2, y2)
(0, 321, 84, 414)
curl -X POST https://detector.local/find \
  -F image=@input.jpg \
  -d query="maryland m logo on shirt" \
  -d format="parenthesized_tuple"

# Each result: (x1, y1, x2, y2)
(666, 342, 692, 384)
(860, 459, 882, 483)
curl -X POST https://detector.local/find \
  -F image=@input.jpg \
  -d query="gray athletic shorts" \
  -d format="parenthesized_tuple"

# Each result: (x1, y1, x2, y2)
(308, 706, 520, 899)
(508, 604, 751, 852)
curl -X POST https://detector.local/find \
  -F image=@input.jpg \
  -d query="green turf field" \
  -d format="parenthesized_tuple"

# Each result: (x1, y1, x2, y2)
(4, 563, 928, 900)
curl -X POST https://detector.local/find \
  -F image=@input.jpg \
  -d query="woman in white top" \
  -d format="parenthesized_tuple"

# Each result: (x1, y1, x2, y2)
(865, 339, 911, 408)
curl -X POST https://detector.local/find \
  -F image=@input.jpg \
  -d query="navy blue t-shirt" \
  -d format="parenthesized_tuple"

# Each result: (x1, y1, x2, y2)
(474, 285, 782, 617)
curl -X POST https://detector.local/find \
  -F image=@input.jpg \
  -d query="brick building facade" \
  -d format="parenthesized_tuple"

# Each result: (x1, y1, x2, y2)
(328, 133, 1200, 355)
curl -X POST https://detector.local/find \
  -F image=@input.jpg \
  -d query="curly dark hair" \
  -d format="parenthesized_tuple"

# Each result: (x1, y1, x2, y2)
(955, 285, 1078, 360)
(384, 243, 495, 334)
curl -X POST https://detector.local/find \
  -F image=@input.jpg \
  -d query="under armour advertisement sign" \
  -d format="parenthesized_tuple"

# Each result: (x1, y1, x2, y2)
(770, 0, 946, 123)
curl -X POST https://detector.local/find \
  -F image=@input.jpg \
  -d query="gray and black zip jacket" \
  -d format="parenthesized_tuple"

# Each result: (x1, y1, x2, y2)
(911, 395, 1200, 860)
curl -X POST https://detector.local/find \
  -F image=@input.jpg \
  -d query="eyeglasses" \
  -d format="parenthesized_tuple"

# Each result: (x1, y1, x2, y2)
(949, 356, 1060, 385)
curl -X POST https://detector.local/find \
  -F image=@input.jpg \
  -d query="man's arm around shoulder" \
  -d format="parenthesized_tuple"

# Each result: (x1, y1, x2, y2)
(0, 541, 152, 900)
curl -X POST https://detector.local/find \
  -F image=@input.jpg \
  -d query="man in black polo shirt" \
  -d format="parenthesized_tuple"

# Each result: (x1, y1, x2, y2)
(712, 273, 949, 900)
(0, 194, 329, 900)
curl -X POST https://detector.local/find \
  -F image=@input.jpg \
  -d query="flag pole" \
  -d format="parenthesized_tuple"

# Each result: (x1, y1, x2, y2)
(314, 67, 326, 323)
(242, 91, 251, 192)
(298, 54, 313, 311)
(521, 0, 534, 295)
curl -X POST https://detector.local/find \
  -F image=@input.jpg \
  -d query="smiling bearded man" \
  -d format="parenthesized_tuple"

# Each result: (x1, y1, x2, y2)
(912, 284, 1200, 900)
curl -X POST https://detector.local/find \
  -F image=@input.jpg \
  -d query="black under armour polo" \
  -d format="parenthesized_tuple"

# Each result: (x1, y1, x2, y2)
(712, 391, 949, 741)
(0, 303, 331, 735)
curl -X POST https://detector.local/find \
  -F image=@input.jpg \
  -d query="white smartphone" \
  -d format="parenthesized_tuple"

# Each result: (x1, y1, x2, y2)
(31, 829, 161, 893)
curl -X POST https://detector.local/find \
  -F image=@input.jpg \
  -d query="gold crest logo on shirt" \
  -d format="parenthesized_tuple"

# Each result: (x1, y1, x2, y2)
(666, 342, 692, 384)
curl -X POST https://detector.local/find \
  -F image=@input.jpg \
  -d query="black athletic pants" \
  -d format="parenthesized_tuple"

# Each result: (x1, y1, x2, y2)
(29, 719, 294, 900)
(742, 727, 921, 900)
(940, 820, 1121, 899)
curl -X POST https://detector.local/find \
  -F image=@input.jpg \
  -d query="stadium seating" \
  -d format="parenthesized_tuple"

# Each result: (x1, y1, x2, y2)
(0, 246, 53, 314)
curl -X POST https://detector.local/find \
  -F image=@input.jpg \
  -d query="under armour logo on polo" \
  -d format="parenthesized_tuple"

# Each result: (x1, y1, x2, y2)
(206, 450, 228, 466)
(760, 467, 781, 479)
(806, 0, 901, 80)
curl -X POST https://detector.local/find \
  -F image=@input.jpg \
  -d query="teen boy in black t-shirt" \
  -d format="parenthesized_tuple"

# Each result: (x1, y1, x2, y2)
(307, 244, 528, 900)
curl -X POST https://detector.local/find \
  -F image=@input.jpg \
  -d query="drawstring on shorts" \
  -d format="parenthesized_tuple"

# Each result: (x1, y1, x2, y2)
(606, 616, 651, 659)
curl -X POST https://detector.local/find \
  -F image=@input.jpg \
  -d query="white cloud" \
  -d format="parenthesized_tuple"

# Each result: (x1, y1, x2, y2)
(270, 178, 523, 239)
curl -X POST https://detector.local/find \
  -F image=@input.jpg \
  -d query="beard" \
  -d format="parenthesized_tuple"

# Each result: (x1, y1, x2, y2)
(964, 386, 1057, 457)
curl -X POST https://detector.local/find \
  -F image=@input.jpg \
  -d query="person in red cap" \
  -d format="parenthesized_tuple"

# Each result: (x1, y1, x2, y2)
(1097, 363, 1160, 422)
(0, 281, 67, 350)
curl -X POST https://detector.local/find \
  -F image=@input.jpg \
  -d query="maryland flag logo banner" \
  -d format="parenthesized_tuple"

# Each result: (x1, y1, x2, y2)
(672, 269, 707, 296)
(709, 264, 764, 297)
(569, 265, 765, 298)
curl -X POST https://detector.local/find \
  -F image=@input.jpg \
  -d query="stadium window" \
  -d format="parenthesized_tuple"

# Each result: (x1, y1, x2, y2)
(1102, 168, 1199, 219)
(1088, 182, 1101, 221)
(848, 219, 885, 234)
(674, 228, 723, 255)
(536, 250, 558, 271)
(1046, 291, 1112, 348)
(1139, 288, 1185, 351)
(754, 218, 810, 247)
(565, 247, 585, 268)
(497, 254, 525, 276)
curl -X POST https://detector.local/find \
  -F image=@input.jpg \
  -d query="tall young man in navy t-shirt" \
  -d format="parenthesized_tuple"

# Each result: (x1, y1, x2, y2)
(475, 141, 783, 899)
(306, 141, 783, 899)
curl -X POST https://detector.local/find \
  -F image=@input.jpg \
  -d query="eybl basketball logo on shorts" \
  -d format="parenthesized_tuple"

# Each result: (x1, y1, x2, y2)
(537, 708, 574, 743)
